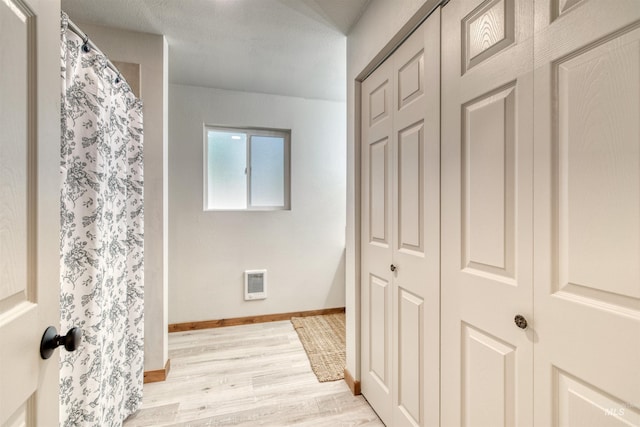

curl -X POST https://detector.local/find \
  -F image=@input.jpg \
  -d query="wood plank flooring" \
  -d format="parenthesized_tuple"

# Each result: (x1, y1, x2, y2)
(124, 320, 383, 426)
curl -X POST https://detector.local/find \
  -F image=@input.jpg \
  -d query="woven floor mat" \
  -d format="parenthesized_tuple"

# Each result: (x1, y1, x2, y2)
(291, 313, 346, 382)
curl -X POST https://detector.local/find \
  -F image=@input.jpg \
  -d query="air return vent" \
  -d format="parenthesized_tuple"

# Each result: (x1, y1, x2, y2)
(244, 270, 267, 300)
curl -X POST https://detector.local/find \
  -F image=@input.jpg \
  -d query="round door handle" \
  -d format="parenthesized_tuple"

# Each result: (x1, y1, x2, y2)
(514, 315, 528, 330)
(40, 326, 82, 360)
(390, 264, 397, 272)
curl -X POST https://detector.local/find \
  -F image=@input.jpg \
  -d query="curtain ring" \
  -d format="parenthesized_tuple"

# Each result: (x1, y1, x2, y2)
(81, 35, 91, 53)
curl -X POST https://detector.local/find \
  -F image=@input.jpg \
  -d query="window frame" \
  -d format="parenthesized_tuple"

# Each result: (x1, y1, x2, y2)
(203, 125, 291, 211)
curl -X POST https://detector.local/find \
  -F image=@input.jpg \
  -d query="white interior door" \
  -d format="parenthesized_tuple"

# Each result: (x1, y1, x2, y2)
(441, 0, 534, 426)
(361, 11, 440, 427)
(390, 10, 440, 427)
(533, 1, 640, 425)
(0, 0, 61, 425)
(361, 53, 394, 426)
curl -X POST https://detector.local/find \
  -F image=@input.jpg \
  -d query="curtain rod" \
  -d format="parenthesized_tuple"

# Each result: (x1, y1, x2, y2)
(66, 18, 122, 81)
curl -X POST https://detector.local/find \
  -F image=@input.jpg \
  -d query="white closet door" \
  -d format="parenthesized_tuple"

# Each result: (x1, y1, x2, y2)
(441, 0, 534, 426)
(533, 1, 640, 425)
(361, 56, 394, 426)
(361, 11, 440, 426)
(391, 10, 440, 427)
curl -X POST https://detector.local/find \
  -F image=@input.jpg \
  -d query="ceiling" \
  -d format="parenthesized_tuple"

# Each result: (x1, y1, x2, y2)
(61, 0, 371, 101)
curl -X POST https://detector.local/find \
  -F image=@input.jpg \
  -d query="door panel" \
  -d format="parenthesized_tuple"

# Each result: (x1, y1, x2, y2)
(462, 324, 516, 427)
(361, 10, 440, 427)
(1, 0, 29, 302)
(533, 1, 640, 424)
(361, 58, 394, 425)
(556, 370, 640, 427)
(398, 52, 424, 109)
(391, 11, 440, 427)
(462, 0, 515, 73)
(441, 0, 533, 426)
(0, 0, 60, 424)
(398, 122, 423, 252)
(370, 79, 391, 126)
(369, 274, 390, 388)
(463, 84, 516, 281)
(370, 138, 390, 245)
(557, 30, 640, 302)
(397, 289, 423, 426)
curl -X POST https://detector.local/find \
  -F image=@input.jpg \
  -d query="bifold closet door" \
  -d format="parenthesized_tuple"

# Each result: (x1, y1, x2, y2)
(391, 10, 440, 427)
(360, 10, 440, 427)
(441, 0, 534, 426)
(361, 54, 394, 425)
(533, 1, 640, 425)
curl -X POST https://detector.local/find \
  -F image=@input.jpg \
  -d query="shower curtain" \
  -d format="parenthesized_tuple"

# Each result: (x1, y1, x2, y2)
(59, 13, 144, 426)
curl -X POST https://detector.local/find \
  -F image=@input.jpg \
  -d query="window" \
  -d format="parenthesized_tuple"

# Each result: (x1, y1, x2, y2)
(204, 126, 291, 210)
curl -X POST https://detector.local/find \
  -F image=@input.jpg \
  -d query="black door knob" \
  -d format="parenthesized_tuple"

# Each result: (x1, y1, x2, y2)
(390, 264, 397, 272)
(40, 326, 82, 360)
(514, 315, 528, 330)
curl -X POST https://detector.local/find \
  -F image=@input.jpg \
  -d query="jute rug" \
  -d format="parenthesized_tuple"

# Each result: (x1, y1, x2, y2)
(291, 312, 346, 382)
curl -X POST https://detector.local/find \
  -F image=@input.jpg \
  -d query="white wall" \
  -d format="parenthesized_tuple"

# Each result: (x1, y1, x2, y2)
(169, 84, 346, 323)
(72, 22, 169, 372)
(345, 0, 440, 380)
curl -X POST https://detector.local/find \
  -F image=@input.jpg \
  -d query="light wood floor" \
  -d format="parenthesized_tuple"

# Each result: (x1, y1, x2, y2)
(124, 320, 383, 426)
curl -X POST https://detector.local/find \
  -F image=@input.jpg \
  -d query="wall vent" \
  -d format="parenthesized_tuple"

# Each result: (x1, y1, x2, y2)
(244, 270, 267, 300)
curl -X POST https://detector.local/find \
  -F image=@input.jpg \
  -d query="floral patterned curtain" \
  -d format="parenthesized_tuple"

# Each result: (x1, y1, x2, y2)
(60, 13, 144, 426)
